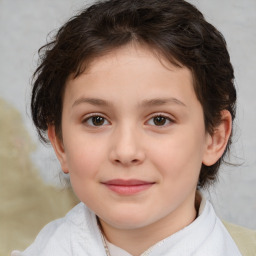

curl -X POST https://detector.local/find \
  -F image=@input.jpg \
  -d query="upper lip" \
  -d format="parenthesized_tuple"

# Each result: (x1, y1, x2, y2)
(102, 179, 155, 186)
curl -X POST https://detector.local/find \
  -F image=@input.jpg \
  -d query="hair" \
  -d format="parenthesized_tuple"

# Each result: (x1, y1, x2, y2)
(31, 0, 236, 188)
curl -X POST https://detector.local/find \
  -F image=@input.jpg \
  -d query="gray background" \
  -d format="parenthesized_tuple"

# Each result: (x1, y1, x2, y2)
(0, 0, 255, 229)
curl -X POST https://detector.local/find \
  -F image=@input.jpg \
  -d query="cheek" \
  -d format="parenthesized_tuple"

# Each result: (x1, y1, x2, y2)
(64, 137, 106, 179)
(149, 132, 205, 182)
(66, 144, 105, 202)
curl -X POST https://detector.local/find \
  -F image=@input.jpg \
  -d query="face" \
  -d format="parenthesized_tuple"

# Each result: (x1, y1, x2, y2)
(50, 45, 217, 234)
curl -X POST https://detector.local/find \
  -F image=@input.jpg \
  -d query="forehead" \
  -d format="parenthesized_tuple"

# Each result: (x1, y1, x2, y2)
(64, 45, 197, 108)
(83, 44, 182, 75)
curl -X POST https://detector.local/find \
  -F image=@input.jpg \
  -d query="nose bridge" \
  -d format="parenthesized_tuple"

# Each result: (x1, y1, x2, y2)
(110, 121, 145, 165)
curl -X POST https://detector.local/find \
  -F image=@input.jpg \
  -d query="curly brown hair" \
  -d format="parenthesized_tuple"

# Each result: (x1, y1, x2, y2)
(31, 0, 236, 188)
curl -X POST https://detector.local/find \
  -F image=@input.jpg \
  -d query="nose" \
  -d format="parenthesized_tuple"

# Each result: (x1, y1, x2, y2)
(109, 125, 145, 166)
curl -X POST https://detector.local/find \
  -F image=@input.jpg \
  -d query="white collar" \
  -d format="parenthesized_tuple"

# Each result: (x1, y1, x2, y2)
(104, 193, 241, 256)
(15, 193, 241, 256)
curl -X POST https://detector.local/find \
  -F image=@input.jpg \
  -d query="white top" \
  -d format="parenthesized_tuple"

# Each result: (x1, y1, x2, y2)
(12, 197, 242, 256)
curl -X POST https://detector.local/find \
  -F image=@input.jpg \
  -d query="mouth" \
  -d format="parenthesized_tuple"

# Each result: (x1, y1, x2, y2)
(101, 179, 155, 195)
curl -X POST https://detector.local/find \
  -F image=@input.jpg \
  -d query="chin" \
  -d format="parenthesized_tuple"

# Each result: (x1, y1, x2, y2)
(101, 210, 155, 230)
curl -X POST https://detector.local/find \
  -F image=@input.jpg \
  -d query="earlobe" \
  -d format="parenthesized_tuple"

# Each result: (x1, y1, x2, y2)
(48, 125, 69, 174)
(203, 110, 232, 166)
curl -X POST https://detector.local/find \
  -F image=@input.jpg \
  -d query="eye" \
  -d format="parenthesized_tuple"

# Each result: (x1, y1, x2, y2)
(83, 115, 110, 127)
(147, 115, 173, 127)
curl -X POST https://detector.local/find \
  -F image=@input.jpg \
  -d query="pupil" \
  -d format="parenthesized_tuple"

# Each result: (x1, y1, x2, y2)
(92, 116, 104, 126)
(154, 116, 166, 126)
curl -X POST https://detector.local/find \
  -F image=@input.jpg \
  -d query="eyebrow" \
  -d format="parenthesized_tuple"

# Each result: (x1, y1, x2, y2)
(72, 97, 186, 108)
(140, 98, 187, 107)
(72, 97, 112, 108)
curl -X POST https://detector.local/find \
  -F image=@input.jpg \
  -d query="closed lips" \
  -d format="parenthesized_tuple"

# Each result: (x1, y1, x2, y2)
(101, 179, 155, 195)
(102, 179, 155, 186)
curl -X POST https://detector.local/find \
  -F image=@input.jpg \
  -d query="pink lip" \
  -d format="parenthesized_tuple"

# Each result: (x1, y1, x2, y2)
(102, 179, 155, 195)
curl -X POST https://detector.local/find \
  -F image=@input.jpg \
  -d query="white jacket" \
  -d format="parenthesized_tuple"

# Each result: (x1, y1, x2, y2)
(12, 198, 242, 256)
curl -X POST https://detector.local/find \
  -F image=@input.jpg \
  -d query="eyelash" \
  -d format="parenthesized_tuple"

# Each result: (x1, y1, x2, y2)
(82, 114, 110, 127)
(82, 113, 174, 128)
(146, 113, 174, 127)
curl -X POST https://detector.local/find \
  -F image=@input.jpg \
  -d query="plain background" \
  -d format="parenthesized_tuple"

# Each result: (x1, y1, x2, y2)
(0, 0, 255, 229)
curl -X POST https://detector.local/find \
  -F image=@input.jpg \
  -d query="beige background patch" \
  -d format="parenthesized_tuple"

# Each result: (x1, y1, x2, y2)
(0, 99, 78, 255)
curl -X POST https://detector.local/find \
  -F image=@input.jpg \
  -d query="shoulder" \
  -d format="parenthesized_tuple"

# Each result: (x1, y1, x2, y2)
(12, 218, 70, 256)
(223, 221, 256, 256)
(12, 203, 88, 256)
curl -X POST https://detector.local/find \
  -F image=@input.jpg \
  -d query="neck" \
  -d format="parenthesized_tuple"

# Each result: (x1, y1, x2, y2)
(98, 193, 199, 256)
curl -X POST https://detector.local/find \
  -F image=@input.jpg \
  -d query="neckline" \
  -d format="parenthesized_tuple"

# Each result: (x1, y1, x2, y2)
(97, 192, 205, 256)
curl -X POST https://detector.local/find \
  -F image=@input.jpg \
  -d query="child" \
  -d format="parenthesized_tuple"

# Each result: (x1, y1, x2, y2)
(12, 0, 256, 255)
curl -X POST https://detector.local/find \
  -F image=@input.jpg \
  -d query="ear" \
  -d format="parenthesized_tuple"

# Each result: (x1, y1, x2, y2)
(203, 110, 232, 166)
(48, 125, 69, 174)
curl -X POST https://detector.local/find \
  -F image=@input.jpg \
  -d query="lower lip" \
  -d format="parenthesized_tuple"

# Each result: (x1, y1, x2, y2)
(104, 184, 153, 195)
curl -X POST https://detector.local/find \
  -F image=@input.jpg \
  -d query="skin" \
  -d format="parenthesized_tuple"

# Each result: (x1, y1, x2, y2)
(48, 44, 232, 256)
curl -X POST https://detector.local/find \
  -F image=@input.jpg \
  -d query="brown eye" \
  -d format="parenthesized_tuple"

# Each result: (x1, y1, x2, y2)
(153, 116, 167, 126)
(92, 116, 104, 126)
(84, 115, 109, 126)
(147, 115, 173, 127)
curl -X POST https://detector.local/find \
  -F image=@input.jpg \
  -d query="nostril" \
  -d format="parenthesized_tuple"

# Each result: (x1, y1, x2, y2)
(113, 158, 140, 165)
